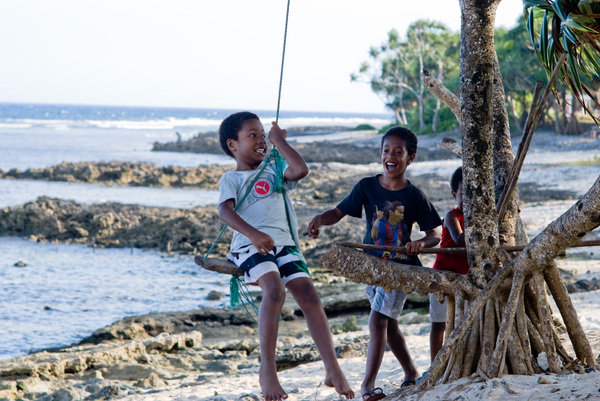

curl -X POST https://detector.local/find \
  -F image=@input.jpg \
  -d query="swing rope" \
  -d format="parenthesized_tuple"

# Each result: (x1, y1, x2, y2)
(201, 0, 292, 322)
(275, 0, 291, 123)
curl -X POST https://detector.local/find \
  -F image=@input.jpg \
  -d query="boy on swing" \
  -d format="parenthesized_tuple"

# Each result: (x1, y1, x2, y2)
(307, 126, 441, 401)
(217, 111, 354, 401)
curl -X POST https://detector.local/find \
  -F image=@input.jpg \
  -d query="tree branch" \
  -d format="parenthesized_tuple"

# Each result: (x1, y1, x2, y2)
(422, 68, 461, 123)
(319, 244, 478, 298)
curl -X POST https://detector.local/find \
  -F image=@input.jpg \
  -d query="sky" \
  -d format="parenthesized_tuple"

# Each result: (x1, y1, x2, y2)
(0, 0, 525, 114)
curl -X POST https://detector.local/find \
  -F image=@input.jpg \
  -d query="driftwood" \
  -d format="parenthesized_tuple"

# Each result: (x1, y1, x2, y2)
(338, 240, 600, 255)
(320, 243, 478, 298)
(194, 255, 243, 276)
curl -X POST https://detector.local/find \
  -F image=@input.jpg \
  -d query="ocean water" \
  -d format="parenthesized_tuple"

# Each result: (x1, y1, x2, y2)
(0, 102, 393, 360)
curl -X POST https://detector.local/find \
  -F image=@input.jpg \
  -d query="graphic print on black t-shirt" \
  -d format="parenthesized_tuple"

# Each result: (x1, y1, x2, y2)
(370, 200, 410, 261)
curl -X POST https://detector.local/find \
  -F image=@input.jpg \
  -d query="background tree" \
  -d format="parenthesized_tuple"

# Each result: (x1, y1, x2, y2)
(351, 20, 460, 133)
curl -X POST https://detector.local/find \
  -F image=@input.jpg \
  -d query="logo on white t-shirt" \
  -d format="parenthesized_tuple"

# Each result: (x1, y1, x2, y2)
(253, 180, 272, 196)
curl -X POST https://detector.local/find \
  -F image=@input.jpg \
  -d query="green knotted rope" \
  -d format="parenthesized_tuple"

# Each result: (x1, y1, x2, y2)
(203, 149, 287, 323)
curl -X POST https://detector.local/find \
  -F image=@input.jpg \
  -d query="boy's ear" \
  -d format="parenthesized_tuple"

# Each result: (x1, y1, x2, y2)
(226, 138, 236, 153)
(407, 153, 416, 165)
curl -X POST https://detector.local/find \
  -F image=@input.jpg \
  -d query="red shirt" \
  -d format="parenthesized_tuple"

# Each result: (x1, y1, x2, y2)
(432, 207, 469, 274)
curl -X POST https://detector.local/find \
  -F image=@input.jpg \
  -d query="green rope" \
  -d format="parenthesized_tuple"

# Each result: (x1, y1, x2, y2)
(203, 150, 287, 323)
(230, 276, 260, 324)
(203, 152, 277, 261)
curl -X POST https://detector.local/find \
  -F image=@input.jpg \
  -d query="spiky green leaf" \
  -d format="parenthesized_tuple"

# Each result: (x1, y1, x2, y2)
(550, 0, 569, 21)
(567, 49, 583, 91)
(564, 15, 598, 32)
(540, 12, 549, 64)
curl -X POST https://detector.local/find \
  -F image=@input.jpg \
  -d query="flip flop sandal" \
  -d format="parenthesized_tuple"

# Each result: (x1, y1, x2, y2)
(401, 380, 416, 388)
(362, 387, 386, 401)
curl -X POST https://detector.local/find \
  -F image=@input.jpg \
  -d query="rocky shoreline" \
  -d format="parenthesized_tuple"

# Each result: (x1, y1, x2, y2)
(0, 278, 433, 401)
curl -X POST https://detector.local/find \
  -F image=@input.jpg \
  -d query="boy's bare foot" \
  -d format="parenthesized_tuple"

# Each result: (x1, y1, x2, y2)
(259, 367, 288, 401)
(324, 369, 355, 399)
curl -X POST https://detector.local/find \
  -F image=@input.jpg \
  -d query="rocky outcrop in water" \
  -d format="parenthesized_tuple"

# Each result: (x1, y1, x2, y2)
(0, 161, 232, 190)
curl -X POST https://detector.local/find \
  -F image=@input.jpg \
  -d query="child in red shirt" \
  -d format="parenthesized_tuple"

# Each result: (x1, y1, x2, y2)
(429, 167, 469, 363)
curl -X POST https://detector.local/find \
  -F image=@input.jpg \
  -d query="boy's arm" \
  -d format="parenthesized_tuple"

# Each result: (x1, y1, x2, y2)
(268, 121, 309, 182)
(405, 226, 441, 255)
(218, 199, 274, 255)
(306, 207, 346, 239)
(445, 210, 465, 246)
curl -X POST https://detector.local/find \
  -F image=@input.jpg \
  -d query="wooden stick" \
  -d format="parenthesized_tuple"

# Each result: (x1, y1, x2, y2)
(497, 81, 544, 221)
(516, 288, 534, 373)
(544, 261, 596, 368)
(462, 313, 481, 377)
(497, 52, 568, 222)
(487, 268, 526, 377)
(478, 299, 496, 372)
(194, 255, 243, 276)
(337, 240, 600, 255)
(529, 273, 561, 372)
(195, 236, 600, 277)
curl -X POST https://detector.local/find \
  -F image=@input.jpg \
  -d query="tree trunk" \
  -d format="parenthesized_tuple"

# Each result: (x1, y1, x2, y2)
(460, 0, 500, 284)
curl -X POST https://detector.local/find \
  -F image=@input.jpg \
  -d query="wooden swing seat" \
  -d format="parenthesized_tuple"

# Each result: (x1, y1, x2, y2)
(194, 255, 243, 276)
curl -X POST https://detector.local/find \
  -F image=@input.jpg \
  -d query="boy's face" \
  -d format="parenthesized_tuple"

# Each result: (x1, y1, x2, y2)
(381, 136, 416, 179)
(226, 119, 267, 168)
(452, 182, 464, 210)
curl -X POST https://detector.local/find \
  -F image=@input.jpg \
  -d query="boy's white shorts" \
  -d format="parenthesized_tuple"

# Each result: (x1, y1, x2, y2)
(429, 293, 447, 323)
(228, 244, 310, 286)
(366, 284, 407, 319)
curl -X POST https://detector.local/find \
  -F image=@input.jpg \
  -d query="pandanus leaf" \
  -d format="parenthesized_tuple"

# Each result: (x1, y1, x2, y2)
(564, 15, 598, 32)
(550, 0, 569, 22)
(541, 12, 550, 63)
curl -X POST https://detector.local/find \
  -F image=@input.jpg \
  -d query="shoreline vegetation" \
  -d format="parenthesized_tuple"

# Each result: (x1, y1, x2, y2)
(1, 129, 599, 400)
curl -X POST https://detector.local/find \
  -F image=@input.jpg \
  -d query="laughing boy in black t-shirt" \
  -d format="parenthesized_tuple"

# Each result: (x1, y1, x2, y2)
(307, 126, 441, 401)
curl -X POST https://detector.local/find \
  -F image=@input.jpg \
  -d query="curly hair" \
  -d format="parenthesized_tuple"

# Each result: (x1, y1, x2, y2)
(450, 167, 463, 193)
(381, 126, 418, 155)
(218, 111, 260, 158)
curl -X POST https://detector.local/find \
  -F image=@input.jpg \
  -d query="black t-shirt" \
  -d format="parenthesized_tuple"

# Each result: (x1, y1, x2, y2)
(337, 175, 442, 264)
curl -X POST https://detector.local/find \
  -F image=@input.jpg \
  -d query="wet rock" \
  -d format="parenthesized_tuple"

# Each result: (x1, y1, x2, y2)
(206, 291, 224, 301)
(84, 384, 123, 400)
(38, 388, 77, 401)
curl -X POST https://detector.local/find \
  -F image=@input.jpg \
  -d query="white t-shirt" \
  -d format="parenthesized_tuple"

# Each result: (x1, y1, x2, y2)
(218, 161, 299, 253)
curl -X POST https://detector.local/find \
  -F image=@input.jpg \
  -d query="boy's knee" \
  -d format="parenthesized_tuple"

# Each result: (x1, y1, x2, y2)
(264, 284, 286, 300)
